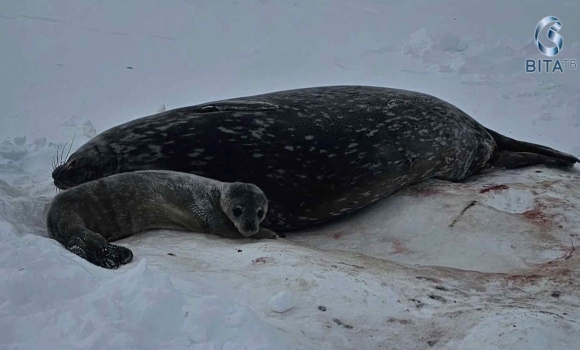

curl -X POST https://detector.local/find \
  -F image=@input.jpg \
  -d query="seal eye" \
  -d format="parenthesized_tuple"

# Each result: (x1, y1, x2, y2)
(257, 209, 264, 219)
(233, 207, 243, 217)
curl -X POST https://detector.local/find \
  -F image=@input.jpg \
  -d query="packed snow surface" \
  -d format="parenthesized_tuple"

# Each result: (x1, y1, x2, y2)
(2, 0, 580, 349)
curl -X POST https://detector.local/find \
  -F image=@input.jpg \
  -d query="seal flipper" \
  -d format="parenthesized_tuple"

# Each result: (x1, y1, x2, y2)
(66, 230, 133, 269)
(485, 127, 579, 166)
(490, 151, 576, 169)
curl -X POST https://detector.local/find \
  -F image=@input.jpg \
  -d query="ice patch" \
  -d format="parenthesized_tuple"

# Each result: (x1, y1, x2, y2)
(13, 136, 26, 146)
(82, 121, 97, 139)
(60, 116, 80, 127)
(402, 28, 434, 56)
(268, 291, 295, 313)
(448, 310, 580, 350)
(480, 187, 536, 214)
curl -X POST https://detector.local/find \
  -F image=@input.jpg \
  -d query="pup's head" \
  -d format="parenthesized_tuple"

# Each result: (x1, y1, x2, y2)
(220, 183, 268, 237)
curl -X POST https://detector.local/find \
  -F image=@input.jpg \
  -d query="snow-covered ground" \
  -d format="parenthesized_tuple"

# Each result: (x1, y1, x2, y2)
(1, 1, 580, 349)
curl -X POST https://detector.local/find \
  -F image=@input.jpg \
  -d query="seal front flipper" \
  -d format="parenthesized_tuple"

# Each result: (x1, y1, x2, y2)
(191, 100, 279, 113)
(66, 230, 133, 269)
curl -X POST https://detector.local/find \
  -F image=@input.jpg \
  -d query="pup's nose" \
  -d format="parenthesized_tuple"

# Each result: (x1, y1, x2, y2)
(245, 220, 257, 231)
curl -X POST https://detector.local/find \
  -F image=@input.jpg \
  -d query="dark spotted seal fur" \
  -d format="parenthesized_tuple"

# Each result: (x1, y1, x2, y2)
(52, 86, 579, 232)
(47, 170, 276, 269)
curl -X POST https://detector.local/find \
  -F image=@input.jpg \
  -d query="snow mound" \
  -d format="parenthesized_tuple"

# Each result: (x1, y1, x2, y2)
(0, 236, 301, 350)
(1, 122, 580, 350)
(291, 166, 580, 273)
(0, 137, 304, 350)
(269, 291, 295, 313)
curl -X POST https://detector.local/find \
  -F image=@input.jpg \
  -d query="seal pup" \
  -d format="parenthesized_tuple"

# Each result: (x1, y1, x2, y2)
(52, 86, 579, 232)
(47, 170, 277, 269)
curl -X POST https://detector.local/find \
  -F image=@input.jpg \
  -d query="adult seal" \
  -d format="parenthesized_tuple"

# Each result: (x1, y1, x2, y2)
(52, 86, 579, 231)
(47, 170, 277, 269)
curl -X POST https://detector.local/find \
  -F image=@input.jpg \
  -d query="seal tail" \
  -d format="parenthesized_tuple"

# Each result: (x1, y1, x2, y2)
(485, 127, 579, 169)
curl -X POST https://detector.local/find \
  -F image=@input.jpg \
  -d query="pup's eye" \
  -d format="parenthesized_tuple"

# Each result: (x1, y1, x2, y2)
(257, 209, 264, 219)
(233, 207, 243, 217)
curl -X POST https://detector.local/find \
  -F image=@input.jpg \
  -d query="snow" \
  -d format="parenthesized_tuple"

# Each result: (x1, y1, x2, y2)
(268, 291, 295, 313)
(0, 237, 301, 350)
(1, 0, 580, 349)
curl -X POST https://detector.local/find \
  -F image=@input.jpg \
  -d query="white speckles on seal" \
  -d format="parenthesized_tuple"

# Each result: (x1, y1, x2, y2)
(218, 127, 239, 134)
(250, 128, 265, 139)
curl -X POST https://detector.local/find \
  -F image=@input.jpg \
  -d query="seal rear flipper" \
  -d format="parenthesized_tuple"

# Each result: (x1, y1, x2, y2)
(485, 127, 579, 165)
(190, 100, 279, 113)
(489, 151, 576, 170)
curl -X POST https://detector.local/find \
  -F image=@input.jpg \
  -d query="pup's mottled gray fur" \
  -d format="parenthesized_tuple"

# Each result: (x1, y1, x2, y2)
(47, 170, 276, 269)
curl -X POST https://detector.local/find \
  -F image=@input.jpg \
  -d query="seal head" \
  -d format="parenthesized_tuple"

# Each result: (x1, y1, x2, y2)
(52, 143, 108, 189)
(220, 183, 268, 237)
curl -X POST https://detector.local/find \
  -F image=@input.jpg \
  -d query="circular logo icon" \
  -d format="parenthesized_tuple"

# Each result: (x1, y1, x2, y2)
(534, 16, 563, 57)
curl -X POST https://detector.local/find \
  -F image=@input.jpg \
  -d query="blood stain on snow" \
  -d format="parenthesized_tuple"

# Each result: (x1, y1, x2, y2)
(521, 202, 554, 227)
(503, 274, 542, 283)
(479, 184, 509, 194)
(388, 238, 413, 255)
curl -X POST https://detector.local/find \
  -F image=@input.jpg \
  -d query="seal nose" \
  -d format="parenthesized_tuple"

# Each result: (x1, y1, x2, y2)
(244, 220, 257, 232)
(52, 164, 64, 180)
(52, 164, 69, 189)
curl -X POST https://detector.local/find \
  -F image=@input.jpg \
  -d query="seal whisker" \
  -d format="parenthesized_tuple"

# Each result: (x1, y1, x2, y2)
(52, 145, 60, 172)
(64, 132, 77, 163)
(58, 142, 68, 168)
